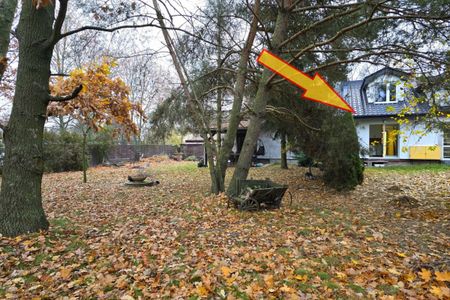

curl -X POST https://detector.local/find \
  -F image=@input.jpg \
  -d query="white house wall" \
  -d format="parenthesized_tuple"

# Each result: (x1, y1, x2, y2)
(355, 118, 444, 160)
(258, 131, 296, 161)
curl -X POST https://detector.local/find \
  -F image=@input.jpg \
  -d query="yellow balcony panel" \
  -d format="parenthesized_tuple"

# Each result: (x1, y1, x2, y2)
(409, 146, 441, 160)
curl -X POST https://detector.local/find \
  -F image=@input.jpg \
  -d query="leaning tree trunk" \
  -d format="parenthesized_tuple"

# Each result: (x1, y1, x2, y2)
(0, 3, 55, 236)
(227, 7, 289, 196)
(215, 0, 260, 191)
(280, 132, 288, 169)
(0, 0, 18, 82)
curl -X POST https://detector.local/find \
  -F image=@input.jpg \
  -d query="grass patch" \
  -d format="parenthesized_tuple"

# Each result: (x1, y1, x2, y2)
(276, 247, 291, 256)
(66, 239, 87, 252)
(1, 245, 15, 254)
(154, 162, 198, 173)
(323, 256, 341, 267)
(231, 286, 250, 300)
(367, 163, 450, 173)
(317, 271, 331, 280)
(134, 287, 144, 297)
(296, 282, 315, 292)
(51, 217, 72, 228)
(297, 228, 313, 236)
(294, 269, 311, 276)
(23, 274, 38, 284)
(33, 253, 51, 266)
(377, 284, 399, 295)
(348, 283, 366, 294)
(323, 280, 340, 290)
(175, 246, 186, 258)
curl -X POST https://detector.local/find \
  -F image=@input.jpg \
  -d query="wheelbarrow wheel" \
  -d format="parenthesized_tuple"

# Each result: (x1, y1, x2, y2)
(244, 198, 260, 211)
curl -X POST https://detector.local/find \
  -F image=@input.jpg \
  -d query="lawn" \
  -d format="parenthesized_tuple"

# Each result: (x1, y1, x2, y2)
(0, 158, 449, 299)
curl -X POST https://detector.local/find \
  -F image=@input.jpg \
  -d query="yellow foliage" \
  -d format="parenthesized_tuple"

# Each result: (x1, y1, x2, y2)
(48, 59, 145, 140)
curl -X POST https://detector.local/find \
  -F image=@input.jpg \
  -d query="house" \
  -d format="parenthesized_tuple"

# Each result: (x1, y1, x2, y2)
(339, 67, 450, 165)
(208, 120, 297, 164)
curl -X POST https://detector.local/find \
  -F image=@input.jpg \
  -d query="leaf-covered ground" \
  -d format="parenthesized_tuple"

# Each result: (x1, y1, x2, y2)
(0, 158, 449, 299)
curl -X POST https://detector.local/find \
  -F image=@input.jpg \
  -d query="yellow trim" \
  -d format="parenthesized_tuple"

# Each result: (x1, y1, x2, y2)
(409, 146, 441, 160)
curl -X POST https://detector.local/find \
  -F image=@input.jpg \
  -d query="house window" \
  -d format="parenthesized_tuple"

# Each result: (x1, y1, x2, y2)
(369, 124, 399, 157)
(444, 128, 450, 159)
(374, 82, 397, 103)
(369, 125, 383, 157)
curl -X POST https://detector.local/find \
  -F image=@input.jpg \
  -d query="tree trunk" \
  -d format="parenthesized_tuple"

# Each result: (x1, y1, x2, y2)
(0, 0, 18, 82)
(0, 2, 55, 236)
(227, 7, 289, 196)
(199, 131, 220, 194)
(280, 132, 288, 169)
(82, 131, 88, 183)
(216, 0, 260, 188)
(227, 78, 271, 195)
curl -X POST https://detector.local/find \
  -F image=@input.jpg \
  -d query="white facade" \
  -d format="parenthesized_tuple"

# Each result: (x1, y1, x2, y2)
(355, 118, 448, 161)
(257, 131, 296, 162)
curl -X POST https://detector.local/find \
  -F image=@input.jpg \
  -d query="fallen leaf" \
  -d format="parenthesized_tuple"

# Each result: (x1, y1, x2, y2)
(419, 268, 432, 282)
(195, 285, 209, 297)
(294, 274, 308, 282)
(264, 274, 274, 288)
(59, 268, 72, 280)
(435, 271, 450, 282)
(430, 286, 446, 299)
(220, 266, 232, 278)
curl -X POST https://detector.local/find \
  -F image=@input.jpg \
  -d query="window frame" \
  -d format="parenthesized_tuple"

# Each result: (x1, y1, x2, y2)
(368, 123, 400, 158)
(444, 128, 450, 160)
(373, 82, 398, 104)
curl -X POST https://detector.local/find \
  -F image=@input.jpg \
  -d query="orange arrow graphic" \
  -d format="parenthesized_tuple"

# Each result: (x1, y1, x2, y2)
(257, 49, 354, 113)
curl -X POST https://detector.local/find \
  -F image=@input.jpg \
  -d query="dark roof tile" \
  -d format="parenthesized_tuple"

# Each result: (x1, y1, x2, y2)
(339, 80, 430, 117)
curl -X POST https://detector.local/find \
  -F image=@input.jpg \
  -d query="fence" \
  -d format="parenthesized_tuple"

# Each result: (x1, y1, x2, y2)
(97, 143, 205, 165)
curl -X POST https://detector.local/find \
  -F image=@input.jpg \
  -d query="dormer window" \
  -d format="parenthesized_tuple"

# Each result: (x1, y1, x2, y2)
(374, 82, 397, 103)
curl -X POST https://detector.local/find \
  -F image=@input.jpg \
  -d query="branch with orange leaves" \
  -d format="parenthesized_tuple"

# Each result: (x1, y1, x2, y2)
(48, 84, 83, 102)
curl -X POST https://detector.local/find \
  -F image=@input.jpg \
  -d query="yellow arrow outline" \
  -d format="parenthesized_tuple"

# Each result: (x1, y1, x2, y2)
(257, 49, 355, 113)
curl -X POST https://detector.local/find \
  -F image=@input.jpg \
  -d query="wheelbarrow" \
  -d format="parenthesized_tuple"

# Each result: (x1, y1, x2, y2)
(230, 179, 291, 211)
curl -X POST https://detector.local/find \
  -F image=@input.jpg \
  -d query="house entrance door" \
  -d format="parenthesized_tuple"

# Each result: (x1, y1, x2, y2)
(369, 124, 399, 157)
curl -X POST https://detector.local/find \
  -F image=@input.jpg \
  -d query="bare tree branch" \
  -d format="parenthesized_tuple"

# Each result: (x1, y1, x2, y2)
(48, 84, 82, 102)
(46, 0, 69, 47)
(266, 105, 320, 131)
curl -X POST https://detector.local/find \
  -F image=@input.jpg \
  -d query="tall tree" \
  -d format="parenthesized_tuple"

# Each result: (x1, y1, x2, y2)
(0, 0, 61, 236)
(0, 0, 183, 236)
(48, 59, 143, 183)
(172, 0, 246, 192)
(228, 0, 290, 195)
(153, 0, 260, 194)
(228, 0, 450, 195)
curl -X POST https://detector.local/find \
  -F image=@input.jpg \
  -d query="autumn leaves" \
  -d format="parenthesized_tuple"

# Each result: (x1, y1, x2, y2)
(48, 60, 144, 138)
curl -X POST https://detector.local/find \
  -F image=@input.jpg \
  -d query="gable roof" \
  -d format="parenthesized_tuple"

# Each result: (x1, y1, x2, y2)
(339, 68, 430, 118)
(360, 67, 408, 93)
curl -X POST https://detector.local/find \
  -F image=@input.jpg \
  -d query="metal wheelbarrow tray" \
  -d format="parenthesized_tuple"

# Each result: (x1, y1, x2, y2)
(231, 179, 291, 211)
